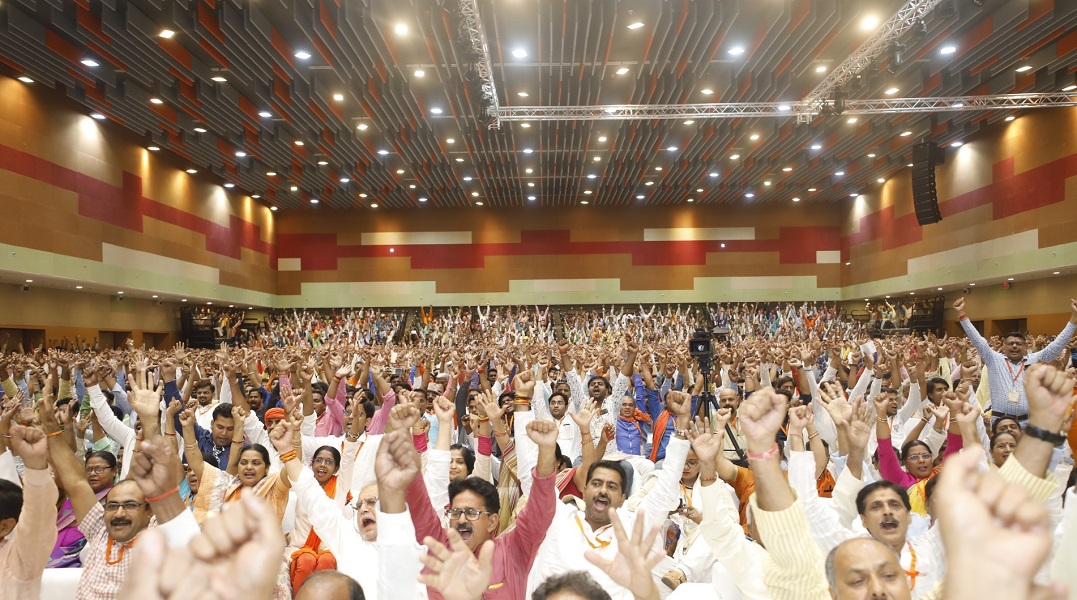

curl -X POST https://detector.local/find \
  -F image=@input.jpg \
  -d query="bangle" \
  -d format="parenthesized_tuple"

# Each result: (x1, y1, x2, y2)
(165, 432, 176, 437)
(476, 416, 490, 422)
(46, 429, 65, 438)
(493, 429, 509, 437)
(231, 440, 244, 445)
(514, 394, 531, 400)
(184, 443, 197, 449)
(699, 475, 718, 484)
(807, 432, 820, 441)
(145, 486, 179, 504)
(876, 417, 888, 423)
(279, 450, 297, 463)
(746, 444, 781, 462)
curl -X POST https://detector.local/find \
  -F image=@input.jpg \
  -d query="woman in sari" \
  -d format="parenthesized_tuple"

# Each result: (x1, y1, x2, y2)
(48, 449, 115, 568)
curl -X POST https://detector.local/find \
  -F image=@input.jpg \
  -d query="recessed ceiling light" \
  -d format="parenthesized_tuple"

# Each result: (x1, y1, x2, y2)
(1005, 115, 1016, 121)
(808, 187, 817, 192)
(683, 119, 695, 125)
(645, 181, 654, 186)
(701, 88, 714, 95)
(709, 172, 719, 178)
(521, 123, 531, 128)
(117, 291, 123, 295)
(409, 184, 416, 189)
(90, 112, 105, 120)
(584, 190, 593, 195)
(877, 178, 885, 183)
(627, 21, 644, 30)
(290, 185, 298, 191)
(25, 279, 32, 283)
(655, 166, 662, 171)
(211, 76, 227, 82)
(1053, 271, 1060, 275)
(395, 23, 408, 35)
(295, 140, 305, 146)
(159, 29, 176, 39)
(266, 171, 277, 176)
(885, 87, 899, 95)
(17, 76, 33, 83)
(76, 285, 83, 289)
(835, 171, 845, 176)
(193, 127, 207, 133)
(721, 243, 726, 248)
(937, 287, 944, 290)
(666, 146, 678, 152)
(259, 111, 272, 118)
(900, 131, 912, 137)
(224, 182, 235, 188)
(969, 283, 976, 286)
(82, 58, 100, 67)
(359, 193, 368, 198)
(587, 174, 597, 179)
(636, 195, 644, 199)
(150, 97, 164, 104)
(598, 136, 607, 142)
(446, 138, 455, 144)
(456, 158, 464, 162)
(848, 117, 858, 123)
(512, 48, 527, 58)
(861, 16, 879, 29)
(728, 46, 745, 55)
(527, 182, 535, 187)
(749, 134, 760, 141)
(850, 193, 859, 197)
(745, 193, 755, 198)
(1015, 65, 1032, 73)
(517, 91, 529, 97)
(867, 153, 877, 158)
(430, 107, 443, 114)
(1063, 85, 1077, 92)
(472, 192, 479, 197)
(951, 141, 963, 147)
(396, 169, 405, 174)
(792, 197, 801, 202)
(414, 69, 424, 78)
(295, 50, 311, 60)
(580, 200, 589, 205)
(378, 149, 389, 155)
(356, 123, 368, 131)
(1007, 277, 1014, 281)
(463, 176, 473, 181)
(687, 198, 694, 203)
(317, 160, 328, 165)
(696, 188, 704, 192)
(419, 197, 428, 202)
(815, 65, 827, 73)
(333, 93, 344, 102)
(525, 168, 533, 174)
(235, 151, 247, 157)
(782, 167, 793, 172)
(940, 45, 957, 55)
(764, 181, 772, 186)
(340, 177, 350, 183)
(310, 199, 319, 204)
(371, 203, 378, 208)
(186, 168, 198, 174)
(528, 195, 537, 201)
(147, 145, 160, 151)
(907, 163, 914, 167)
(593, 156, 601, 162)
(810, 144, 822, 150)
(615, 67, 630, 75)
(252, 194, 260, 199)
(523, 148, 533, 154)
(730, 154, 740, 160)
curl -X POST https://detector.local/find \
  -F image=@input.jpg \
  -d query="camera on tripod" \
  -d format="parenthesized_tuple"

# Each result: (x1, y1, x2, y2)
(689, 328, 713, 361)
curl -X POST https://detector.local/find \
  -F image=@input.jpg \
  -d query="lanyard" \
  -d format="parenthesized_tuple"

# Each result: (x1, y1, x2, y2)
(574, 514, 613, 549)
(680, 483, 693, 508)
(105, 536, 136, 566)
(1005, 360, 1025, 387)
(905, 542, 920, 590)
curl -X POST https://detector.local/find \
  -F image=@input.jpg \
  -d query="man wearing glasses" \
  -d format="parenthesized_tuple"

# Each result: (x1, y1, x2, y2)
(954, 296, 1077, 427)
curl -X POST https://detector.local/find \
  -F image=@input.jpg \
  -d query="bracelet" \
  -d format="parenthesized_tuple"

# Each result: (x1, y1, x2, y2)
(279, 450, 297, 463)
(231, 440, 244, 445)
(46, 429, 65, 438)
(513, 400, 531, 406)
(746, 444, 781, 462)
(514, 394, 532, 400)
(476, 416, 490, 422)
(876, 417, 888, 423)
(699, 475, 718, 484)
(1024, 424, 1067, 446)
(165, 432, 176, 437)
(493, 429, 509, 437)
(807, 432, 820, 441)
(145, 486, 179, 503)
(184, 443, 197, 449)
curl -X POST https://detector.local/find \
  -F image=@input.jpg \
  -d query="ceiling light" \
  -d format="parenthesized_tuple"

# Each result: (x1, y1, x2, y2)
(666, 146, 678, 152)
(584, 190, 593, 195)
(333, 93, 344, 102)
(593, 156, 601, 162)
(528, 195, 536, 201)
(259, 111, 272, 118)
(835, 171, 845, 176)
(463, 176, 473, 181)
(476, 201, 484, 206)
(808, 187, 817, 192)
(455, 158, 464, 162)
(850, 193, 859, 197)
(701, 88, 714, 95)
(117, 291, 124, 295)
(419, 197, 428, 202)
(749, 134, 760, 141)
(745, 193, 755, 198)
(235, 151, 247, 157)
(1015, 65, 1032, 73)
(395, 23, 408, 35)
(627, 22, 645, 30)
(17, 76, 33, 83)
(764, 181, 772, 186)
(683, 120, 695, 125)
(729, 154, 740, 160)
(294, 140, 304, 146)
(446, 138, 455, 144)
(655, 166, 662, 171)
(580, 200, 589, 205)
(378, 149, 389, 155)
(815, 65, 827, 73)
(472, 192, 479, 197)
(720, 243, 726, 248)
(224, 182, 235, 188)
(848, 117, 858, 124)
(317, 160, 328, 165)
(310, 199, 319, 204)
(728, 46, 745, 55)
(150, 97, 164, 104)
(1007, 277, 1014, 281)
(598, 136, 607, 142)
(340, 177, 350, 183)
(709, 172, 719, 178)
(687, 198, 694, 203)
(409, 184, 416, 189)
(290, 185, 298, 191)
(414, 69, 424, 78)
(792, 197, 801, 202)
(940, 45, 957, 55)
(861, 16, 879, 29)
(937, 287, 943, 290)
(370, 203, 378, 208)
(357, 123, 368, 131)
(777, 105, 791, 111)
(969, 283, 976, 286)
(645, 181, 654, 186)
(636, 195, 644, 199)
(294, 50, 311, 60)
(1053, 271, 1060, 275)
(615, 67, 630, 75)
(810, 144, 822, 150)
(877, 178, 885, 183)
(867, 153, 877, 158)
(90, 112, 106, 120)
(782, 167, 793, 172)
(159, 29, 176, 39)
(521, 123, 531, 128)
(396, 169, 405, 174)
(76, 285, 83, 289)
(527, 182, 535, 187)
(512, 48, 527, 58)
(270, 206, 277, 211)
(952, 102, 964, 108)
(82, 58, 100, 67)
(900, 131, 912, 137)
(517, 91, 529, 97)
(1062, 85, 1077, 92)
(430, 107, 443, 114)
(907, 163, 914, 167)
(587, 174, 597, 179)
(267, 171, 277, 176)
(696, 188, 704, 192)
(951, 141, 963, 147)
(147, 145, 160, 151)
(193, 127, 207, 133)
(252, 194, 260, 199)
(25, 279, 32, 283)
(1005, 115, 1016, 121)
(186, 168, 198, 174)
(885, 87, 899, 95)
(359, 193, 368, 198)
(523, 148, 533, 154)
(525, 168, 533, 174)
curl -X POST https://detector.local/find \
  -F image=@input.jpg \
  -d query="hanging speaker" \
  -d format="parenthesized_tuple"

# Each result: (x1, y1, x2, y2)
(911, 142, 943, 225)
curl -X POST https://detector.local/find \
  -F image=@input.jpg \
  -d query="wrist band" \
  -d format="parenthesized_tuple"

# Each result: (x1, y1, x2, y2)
(145, 486, 179, 503)
(808, 432, 820, 441)
(699, 475, 718, 484)
(231, 440, 244, 445)
(279, 450, 297, 463)
(46, 429, 65, 438)
(1024, 424, 1067, 446)
(476, 416, 490, 422)
(165, 432, 176, 437)
(747, 444, 781, 462)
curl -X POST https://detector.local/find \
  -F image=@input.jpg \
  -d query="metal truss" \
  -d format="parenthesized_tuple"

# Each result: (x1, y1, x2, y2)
(495, 93, 1077, 121)
(802, 0, 944, 116)
(457, 0, 501, 129)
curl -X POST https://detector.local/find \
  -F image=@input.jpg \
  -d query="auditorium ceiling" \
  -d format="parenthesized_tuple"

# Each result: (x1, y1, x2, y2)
(0, 0, 1073, 209)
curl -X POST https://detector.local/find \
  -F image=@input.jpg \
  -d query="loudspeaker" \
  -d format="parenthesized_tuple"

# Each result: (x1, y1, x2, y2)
(911, 142, 943, 225)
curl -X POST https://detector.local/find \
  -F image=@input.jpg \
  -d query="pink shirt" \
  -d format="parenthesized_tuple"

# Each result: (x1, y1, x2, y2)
(366, 390, 397, 435)
(0, 468, 58, 600)
(315, 377, 347, 437)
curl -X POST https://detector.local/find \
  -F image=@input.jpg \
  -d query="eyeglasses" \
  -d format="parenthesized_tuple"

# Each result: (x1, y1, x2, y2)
(350, 497, 378, 510)
(684, 460, 700, 468)
(85, 466, 114, 475)
(1003, 341, 1026, 347)
(104, 501, 147, 513)
(905, 454, 932, 462)
(311, 457, 336, 466)
(444, 507, 491, 521)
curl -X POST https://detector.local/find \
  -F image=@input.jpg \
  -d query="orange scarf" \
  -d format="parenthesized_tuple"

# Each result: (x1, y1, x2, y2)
(293, 475, 338, 556)
(649, 410, 674, 462)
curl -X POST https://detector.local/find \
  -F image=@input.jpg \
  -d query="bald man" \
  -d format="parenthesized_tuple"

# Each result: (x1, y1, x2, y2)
(295, 571, 365, 600)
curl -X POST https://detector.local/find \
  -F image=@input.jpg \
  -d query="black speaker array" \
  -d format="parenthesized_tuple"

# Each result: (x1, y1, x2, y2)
(911, 142, 943, 225)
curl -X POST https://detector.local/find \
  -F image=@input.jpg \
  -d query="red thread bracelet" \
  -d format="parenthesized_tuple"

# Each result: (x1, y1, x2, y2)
(145, 486, 179, 503)
(746, 444, 780, 462)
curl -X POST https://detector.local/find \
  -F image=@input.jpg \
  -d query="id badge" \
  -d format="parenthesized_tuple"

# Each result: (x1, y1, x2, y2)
(1007, 388, 1020, 404)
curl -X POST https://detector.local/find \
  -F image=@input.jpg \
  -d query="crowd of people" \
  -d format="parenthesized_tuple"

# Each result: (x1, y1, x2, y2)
(1, 295, 1076, 600)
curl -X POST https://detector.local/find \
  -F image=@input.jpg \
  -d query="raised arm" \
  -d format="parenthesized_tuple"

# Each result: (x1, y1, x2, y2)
(40, 377, 98, 524)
